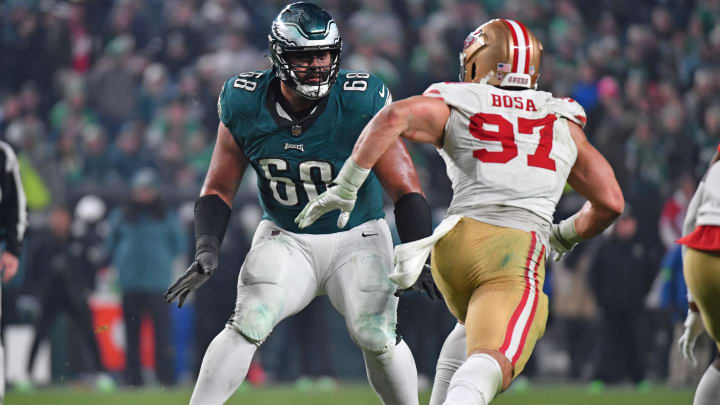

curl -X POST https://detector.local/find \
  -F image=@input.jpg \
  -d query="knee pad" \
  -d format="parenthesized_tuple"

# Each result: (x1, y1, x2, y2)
(350, 313, 397, 354)
(227, 284, 284, 345)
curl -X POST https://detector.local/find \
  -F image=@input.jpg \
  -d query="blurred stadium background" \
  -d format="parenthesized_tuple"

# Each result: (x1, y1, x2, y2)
(1, 0, 718, 403)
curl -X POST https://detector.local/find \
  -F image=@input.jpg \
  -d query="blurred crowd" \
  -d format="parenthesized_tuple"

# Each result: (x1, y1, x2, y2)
(1, 0, 719, 391)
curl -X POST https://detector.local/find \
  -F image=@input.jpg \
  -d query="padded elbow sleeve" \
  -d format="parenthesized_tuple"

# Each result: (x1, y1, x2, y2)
(394, 192, 432, 244)
(194, 194, 232, 253)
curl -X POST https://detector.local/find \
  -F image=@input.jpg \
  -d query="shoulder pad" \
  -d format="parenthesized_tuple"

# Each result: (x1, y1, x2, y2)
(218, 70, 272, 127)
(423, 82, 465, 99)
(546, 97, 587, 129)
(336, 70, 390, 113)
(422, 82, 479, 112)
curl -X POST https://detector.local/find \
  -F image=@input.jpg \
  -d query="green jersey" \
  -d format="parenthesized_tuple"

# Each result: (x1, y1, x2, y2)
(218, 69, 392, 234)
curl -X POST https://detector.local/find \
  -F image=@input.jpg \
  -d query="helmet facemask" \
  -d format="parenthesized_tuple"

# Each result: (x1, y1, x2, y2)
(270, 43, 341, 99)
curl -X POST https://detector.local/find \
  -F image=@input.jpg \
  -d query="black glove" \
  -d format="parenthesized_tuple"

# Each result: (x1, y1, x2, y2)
(166, 195, 230, 308)
(165, 246, 218, 308)
(394, 263, 442, 300)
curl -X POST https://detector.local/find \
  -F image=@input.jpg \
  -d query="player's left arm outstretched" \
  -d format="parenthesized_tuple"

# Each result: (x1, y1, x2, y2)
(295, 95, 449, 227)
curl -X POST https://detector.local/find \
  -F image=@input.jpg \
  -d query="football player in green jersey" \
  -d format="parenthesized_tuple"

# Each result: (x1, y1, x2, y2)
(164, 3, 437, 404)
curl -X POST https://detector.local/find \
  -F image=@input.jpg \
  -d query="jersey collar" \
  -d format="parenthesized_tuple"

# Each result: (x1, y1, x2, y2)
(266, 77, 330, 136)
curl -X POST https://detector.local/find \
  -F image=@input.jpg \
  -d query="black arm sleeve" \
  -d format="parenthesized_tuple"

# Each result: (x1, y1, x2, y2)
(393, 192, 432, 244)
(194, 194, 232, 256)
(0, 143, 26, 256)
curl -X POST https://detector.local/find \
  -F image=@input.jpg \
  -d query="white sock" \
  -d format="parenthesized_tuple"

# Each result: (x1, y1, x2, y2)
(443, 353, 502, 405)
(430, 323, 467, 405)
(189, 327, 258, 405)
(695, 364, 720, 405)
(363, 340, 419, 405)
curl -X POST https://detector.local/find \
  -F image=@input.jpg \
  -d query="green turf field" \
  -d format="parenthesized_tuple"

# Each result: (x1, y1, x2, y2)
(4, 384, 694, 405)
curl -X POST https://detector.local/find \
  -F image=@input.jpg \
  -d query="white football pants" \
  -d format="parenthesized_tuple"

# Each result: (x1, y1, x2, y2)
(191, 219, 418, 405)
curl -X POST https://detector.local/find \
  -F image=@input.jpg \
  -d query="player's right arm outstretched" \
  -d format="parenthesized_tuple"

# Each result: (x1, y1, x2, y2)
(295, 95, 450, 229)
(165, 123, 249, 307)
(548, 122, 625, 260)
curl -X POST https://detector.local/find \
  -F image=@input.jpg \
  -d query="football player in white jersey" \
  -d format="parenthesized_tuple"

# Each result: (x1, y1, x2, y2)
(677, 144, 720, 405)
(296, 19, 624, 404)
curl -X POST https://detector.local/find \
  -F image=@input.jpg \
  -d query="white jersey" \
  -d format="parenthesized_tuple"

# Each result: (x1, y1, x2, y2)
(697, 161, 720, 226)
(424, 82, 586, 243)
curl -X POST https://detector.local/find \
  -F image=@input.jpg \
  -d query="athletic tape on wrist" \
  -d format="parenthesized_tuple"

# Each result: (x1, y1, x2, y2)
(336, 159, 371, 193)
(557, 212, 583, 246)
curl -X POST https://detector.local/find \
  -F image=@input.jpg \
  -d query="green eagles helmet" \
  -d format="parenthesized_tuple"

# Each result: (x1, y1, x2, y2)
(268, 2, 342, 100)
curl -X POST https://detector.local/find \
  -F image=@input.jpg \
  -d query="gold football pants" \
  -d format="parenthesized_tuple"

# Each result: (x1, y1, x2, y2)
(431, 217, 548, 377)
(683, 247, 720, 350)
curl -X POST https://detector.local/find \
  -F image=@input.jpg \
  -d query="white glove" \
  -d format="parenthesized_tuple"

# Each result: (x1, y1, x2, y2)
(295, 159, 370, 229)
(549, 214, 582, 261)
(678, 309, 705, 367)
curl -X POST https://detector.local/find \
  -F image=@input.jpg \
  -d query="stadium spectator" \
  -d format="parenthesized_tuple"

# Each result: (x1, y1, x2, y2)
(107, 122, 155, 183)
(659, 175, 697, 251)
(106, 169, 186, 387)
(552, 240, 601, 381)
(590, 209, 656, 385)
(22, 205, 111, 390)
(87, 35, 140, 136)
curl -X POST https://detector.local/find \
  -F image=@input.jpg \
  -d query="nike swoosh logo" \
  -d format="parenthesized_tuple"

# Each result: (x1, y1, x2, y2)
(362, 232, 378, 237)
(378, 85, 385, 97)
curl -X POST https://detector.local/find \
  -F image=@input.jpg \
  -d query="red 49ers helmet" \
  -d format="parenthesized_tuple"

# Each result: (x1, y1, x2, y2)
(460, 19, 543, 89)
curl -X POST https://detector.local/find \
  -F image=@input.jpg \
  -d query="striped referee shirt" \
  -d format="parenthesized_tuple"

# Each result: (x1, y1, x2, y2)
(0, 141, 27, 256)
